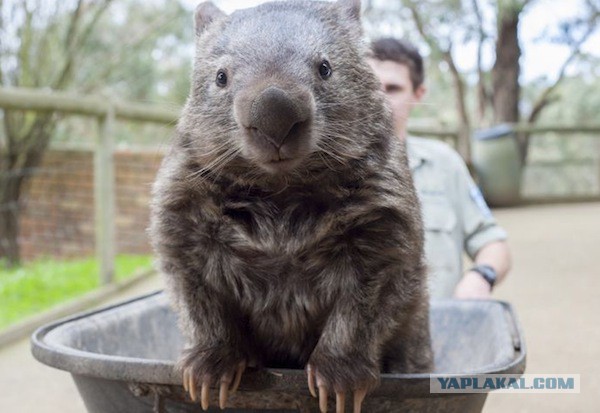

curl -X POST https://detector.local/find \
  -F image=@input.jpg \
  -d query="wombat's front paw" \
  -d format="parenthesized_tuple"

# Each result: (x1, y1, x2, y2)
(307, 350, 380, 413)
(179, 343, 247, 410)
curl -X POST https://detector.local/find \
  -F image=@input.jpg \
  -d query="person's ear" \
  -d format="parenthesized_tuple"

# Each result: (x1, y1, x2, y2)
(414, 85, 426, 102)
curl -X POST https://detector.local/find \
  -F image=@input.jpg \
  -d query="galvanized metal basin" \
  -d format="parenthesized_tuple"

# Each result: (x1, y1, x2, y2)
(31, 291, 526, 412)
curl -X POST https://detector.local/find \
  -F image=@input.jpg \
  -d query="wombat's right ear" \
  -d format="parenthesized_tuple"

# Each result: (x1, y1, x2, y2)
(195, 2, 226, 35)
(337, 0, 361, 21)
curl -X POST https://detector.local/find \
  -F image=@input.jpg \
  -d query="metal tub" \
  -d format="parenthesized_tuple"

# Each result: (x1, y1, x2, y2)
(31, 291, 525, 412)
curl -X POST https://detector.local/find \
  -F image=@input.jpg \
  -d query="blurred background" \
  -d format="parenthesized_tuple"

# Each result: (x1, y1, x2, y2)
(0, 0, 599, 411)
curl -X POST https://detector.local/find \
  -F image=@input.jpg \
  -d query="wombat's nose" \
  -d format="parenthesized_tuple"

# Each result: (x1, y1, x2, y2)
(249, 86, 309, 148)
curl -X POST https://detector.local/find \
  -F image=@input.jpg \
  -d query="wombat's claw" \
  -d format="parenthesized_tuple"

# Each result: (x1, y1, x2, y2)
(183, 369, 190, 393)
(319, 385, 328, 412)
(182, 361, 246, 410)
(231, 360, 246, 393)
(201, 379, 210, 410)
(318, 386, 359, 413)
(306, 363, 368, 413)
(182, 369, 198, 402)
(307, 363, 331, 412)
(353, 388, 367, 413)
(307, 363, 317, 397)
(336, 392, 346, 413)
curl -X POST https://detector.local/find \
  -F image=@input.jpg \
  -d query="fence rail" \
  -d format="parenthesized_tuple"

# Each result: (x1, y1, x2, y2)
(0, 87, 180, 124)
(3, 86, 600, 135)
(1, 86, 600, 283)
(513, 125, 600, 134)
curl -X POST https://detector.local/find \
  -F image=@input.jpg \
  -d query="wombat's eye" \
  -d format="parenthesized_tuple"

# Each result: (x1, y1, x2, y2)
(216, 70, 228, 87)
(318, 60, 332, 79)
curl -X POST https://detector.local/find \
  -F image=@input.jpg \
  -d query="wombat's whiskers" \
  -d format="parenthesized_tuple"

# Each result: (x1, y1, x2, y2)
(317, 151, 338, 172)
(316, 140, 348, 164)
(187, 145, 242, 181)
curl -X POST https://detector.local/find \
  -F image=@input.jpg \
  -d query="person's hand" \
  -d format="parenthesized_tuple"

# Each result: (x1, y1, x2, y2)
(453, 270, 492, 299)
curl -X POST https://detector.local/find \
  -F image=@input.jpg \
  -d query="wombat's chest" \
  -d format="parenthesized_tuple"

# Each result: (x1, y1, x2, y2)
(246, 278, 328, 366)
(216, 228, 334, 365)
(221, 192, 338, 255)
(215, 196, 347, 361)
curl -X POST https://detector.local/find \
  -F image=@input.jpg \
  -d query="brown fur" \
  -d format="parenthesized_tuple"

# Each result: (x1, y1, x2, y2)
(149, 0, 433, 395)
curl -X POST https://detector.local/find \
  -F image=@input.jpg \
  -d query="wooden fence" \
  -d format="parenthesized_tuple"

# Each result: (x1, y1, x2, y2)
(0, 87, 178, 285)
(1, 86, 599, 284)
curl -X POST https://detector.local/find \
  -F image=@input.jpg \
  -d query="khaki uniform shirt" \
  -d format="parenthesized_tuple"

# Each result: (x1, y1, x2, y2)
(406, 137, 508, 299)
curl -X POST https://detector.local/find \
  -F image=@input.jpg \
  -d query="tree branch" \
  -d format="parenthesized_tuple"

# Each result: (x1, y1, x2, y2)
(528, 20, 598, 123)
(0, 0, 4, 85)
(405, 1, 471, 160)
(471, 0, 490, 125)
(80, 8, 179, 93)
(405, 1, 440, 54)
(52, 0, 84, 89)
(54, 0, 114, 90)
(64, 0, 84, 51)
(74, 0, 115, 51)
(16, 5, 34, 87)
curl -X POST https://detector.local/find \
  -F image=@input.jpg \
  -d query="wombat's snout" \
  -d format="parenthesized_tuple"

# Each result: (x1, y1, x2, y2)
(249, 87, 310, 149)
(236, 85, 314, 173)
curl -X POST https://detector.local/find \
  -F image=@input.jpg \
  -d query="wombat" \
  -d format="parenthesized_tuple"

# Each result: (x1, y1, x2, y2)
(149, 0, 433, 412)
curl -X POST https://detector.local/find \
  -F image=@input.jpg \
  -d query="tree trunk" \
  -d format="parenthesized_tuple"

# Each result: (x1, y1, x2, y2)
(492, 6, 524, 164)
(444, 51, 472, 164)
(0, 172, 23, 267)
(492, 9, 520, 124)
(0, 113, 55, 268)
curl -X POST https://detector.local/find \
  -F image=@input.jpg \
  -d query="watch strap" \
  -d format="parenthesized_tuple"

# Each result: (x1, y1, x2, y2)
(470, 264, 497, 288)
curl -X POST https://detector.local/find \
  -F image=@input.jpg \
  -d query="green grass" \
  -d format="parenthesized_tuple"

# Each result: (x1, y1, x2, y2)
(0, 255, 153, 330)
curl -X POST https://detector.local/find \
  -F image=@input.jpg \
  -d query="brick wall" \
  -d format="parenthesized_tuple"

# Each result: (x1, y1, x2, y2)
(19, 148, 164, 260)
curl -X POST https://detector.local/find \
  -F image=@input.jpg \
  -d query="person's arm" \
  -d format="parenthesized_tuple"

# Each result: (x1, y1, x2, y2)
(453, 240, 511, 299)
(443, 147, 511, 299)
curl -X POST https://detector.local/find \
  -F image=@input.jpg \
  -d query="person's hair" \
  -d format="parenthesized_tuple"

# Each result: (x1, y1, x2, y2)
(370, 37, 424, 91)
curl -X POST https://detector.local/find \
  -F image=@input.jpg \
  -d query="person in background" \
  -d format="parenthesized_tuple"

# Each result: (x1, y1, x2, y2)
(368, 37, 512, 299)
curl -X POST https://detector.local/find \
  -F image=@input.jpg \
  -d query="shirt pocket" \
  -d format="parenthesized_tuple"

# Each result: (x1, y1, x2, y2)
(420, 197, 460, 298)
(421, 198, 457, 233)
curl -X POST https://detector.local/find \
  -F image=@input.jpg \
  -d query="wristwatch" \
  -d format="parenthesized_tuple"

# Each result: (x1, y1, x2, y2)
(469, 265, 497, 289)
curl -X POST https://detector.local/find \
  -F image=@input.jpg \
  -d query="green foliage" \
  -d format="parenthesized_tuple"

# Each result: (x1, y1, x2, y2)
(75, 0, 193, 104)
(536, 74, 600, 125)
(0, 0, 193, 102)
(2, 0, 195, 147)
(50, 0, 195, 147)
(0, 254, 153, 330)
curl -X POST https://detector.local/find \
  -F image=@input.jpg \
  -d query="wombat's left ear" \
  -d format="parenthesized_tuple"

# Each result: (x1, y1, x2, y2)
(195, 2, 226, 35)
(337, 0, 361, 20)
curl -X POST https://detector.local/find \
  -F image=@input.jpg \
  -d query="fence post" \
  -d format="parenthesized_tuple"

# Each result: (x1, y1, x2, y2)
(95, 104, 116, 285)
(597, 138, 600, 194)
